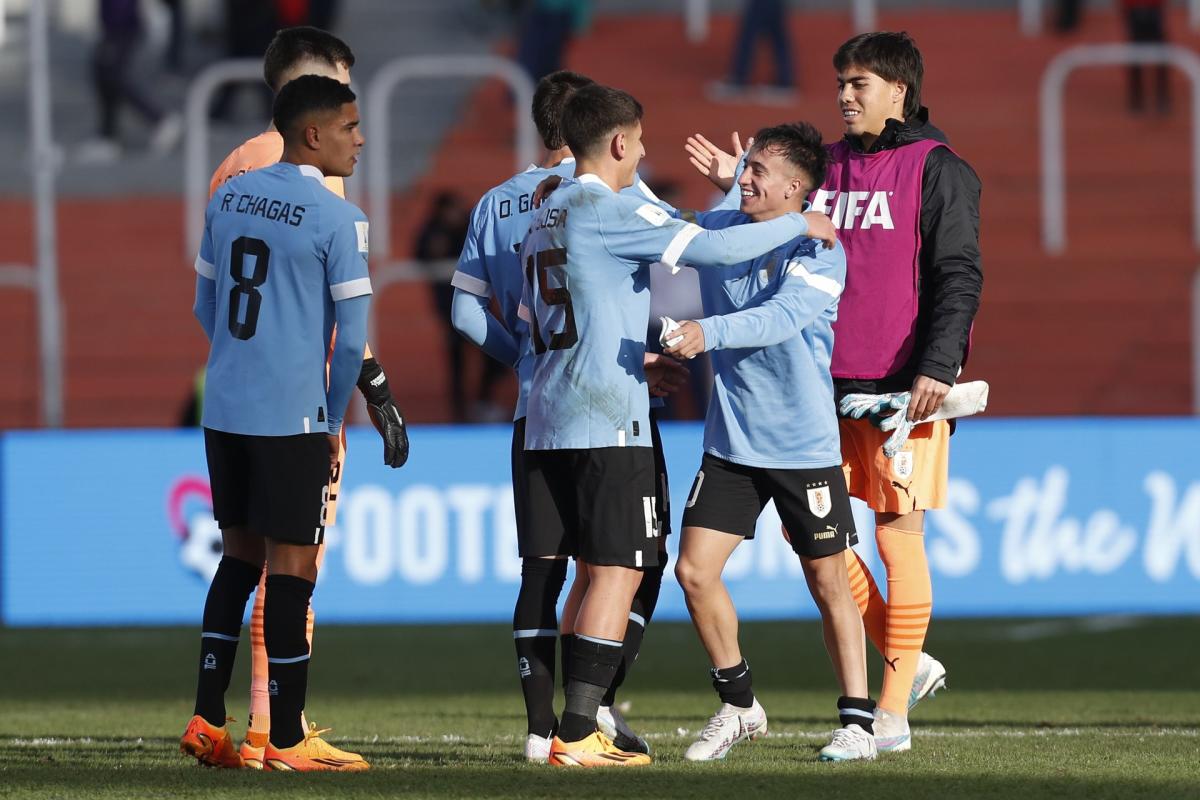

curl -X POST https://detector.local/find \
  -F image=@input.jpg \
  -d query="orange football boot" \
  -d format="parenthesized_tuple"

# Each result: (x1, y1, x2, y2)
(180, 715, 244, 768)
(263, 724, 369, 772)
(548, 731, 652, 767)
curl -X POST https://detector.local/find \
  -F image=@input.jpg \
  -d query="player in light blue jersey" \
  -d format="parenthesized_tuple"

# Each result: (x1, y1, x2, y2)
(517, 85, 834, 768)
(449, 70, 684, 761)
(181, 75, 370, 772)
(664, 124, 876, 763)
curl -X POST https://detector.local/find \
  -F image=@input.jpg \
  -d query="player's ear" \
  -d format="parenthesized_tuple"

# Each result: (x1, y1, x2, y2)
(304, 123, 321, 150)
(612, 130, 626, 160)
(892, 80, 907, 105)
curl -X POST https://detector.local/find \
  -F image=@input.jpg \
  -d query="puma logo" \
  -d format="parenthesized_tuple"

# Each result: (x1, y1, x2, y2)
(890, 481, 912, 498)
(885, 656, 900, 672)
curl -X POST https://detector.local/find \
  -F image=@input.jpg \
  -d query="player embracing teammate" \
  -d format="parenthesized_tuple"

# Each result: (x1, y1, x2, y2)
(690, 29, 983, 757)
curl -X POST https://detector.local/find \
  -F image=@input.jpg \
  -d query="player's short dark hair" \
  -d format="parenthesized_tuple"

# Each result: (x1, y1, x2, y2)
(833, 31, 923, 120)
(533, 70, 595, 150)
(263, 26, 356, 92)
(749, 122, 830, 192)
(561, 85, 643, 160)
(272, 75, 357, 141)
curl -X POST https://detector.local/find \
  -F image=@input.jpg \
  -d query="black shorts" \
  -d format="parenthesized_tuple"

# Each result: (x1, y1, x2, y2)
(204, 427, 333, 546)
(681, 453, 857, 559)
(649, 410, 672, 540)
(525, 446, 660, 568)
(512, 417, 573, 558)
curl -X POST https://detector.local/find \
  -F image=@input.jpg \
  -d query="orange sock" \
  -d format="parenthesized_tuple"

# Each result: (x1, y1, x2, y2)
(844, 548, 887, 654)
(876, 524, 932, 716)
(247, 569, 271, 735)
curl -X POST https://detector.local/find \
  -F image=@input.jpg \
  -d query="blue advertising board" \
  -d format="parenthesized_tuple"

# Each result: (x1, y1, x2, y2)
(2, 419, 1198, 626)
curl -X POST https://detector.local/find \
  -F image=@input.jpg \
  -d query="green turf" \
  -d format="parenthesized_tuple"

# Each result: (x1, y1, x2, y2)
(1, 617, 1196, 798)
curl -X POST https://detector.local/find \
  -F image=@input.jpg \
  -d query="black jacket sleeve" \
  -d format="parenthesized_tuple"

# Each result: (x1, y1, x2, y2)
(916, 147, 983, 386)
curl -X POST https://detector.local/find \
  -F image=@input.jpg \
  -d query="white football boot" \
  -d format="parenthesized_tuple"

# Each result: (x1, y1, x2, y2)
(908, 652, 947, 711)
(524, 732, 552, 763)
(818, 723, 879, 762)
(873, 707, 912, 753)
(683, 699, 768, 761)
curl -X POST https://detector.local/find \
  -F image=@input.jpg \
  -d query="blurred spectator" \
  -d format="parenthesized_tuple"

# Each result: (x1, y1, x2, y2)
(76, 0, 183, 164)
(1122, 0, 1170, 114)
(709, 0, 796, 105)
(1054, 0, 1083, 33)
(416, 192, 506, 422)
(209, 0, 277, 122)
(515, 0, 591, 83)
(275, 0, 341, 30)
(159, 0, 186, 74)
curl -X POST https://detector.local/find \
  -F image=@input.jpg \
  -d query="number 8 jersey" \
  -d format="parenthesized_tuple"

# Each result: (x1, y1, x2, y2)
(196, 162, 373, 436)
(518, 174, 701, 451)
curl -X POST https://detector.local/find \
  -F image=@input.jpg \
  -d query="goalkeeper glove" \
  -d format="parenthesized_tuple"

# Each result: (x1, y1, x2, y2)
(839, 391, 909, 428)
(357, 357, 410, 468)
(839, 391, 915, 459)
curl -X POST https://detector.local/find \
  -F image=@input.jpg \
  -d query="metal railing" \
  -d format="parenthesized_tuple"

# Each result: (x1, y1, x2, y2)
(364, 259, 457, 351)
(1040, 43, 1200, 253)
(680, 0, 876, 39)
(363, 55, 536, 261)
(25, 0, 63, 427)
(181, 58, 266, 261)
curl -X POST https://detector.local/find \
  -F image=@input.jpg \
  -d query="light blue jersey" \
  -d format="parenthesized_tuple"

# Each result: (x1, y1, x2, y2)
(194, 162, 372, 437)
(692, 209, 847, 468)
(519, 173, 813, 450)
(451, 160, 670, 420)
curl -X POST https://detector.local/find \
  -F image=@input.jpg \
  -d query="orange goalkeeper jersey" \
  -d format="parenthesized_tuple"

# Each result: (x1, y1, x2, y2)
(208, 130, 347, 199)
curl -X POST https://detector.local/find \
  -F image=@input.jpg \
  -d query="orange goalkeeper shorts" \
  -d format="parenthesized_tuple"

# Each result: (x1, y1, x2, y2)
(839, 417, 949, 514)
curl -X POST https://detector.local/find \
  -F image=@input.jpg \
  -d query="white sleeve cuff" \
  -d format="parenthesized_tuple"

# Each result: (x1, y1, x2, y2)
(194, 255, 216, 280)
(660, 223, 703, 273)
(451, 270, 492, 298)
(330, 277, 373, 301)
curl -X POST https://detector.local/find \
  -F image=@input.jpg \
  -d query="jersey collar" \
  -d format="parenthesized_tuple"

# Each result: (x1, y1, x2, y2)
(576, 173, 612, 192)
(528, 156, 576, 172)
(297, 164, 326, 183)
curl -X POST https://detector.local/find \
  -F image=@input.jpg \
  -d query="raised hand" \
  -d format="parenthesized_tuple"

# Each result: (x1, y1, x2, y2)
(685, 132, 746, 193)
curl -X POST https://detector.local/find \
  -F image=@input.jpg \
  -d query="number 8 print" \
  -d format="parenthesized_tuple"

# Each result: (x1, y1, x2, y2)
(227, 236, 271, 341)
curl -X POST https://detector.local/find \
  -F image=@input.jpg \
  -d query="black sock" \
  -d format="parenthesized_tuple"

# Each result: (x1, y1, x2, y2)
(711, 658, 754, 708)
(513, 558, 567, 738)
(602, 552, 667, 706)
(838, 696, 876, 734)
(558, 635, 622, 743)
(559, 632, 573, 692)
(193, 556, 261, 726)
(263, 574, 315, 749)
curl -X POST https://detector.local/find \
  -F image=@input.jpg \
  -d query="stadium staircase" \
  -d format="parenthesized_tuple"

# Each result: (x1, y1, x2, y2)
(0, 7, 1196, 427)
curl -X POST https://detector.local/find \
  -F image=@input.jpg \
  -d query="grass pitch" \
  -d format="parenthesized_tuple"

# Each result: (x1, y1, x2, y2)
(1, 617, 1196, 799)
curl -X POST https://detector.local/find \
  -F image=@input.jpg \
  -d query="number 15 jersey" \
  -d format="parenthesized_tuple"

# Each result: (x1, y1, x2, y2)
(518, 174, 701, 451)
(196, 162, 373, 437)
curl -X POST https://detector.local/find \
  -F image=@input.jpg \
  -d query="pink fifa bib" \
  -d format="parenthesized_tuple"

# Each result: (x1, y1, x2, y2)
(811, 139, 946, 380)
